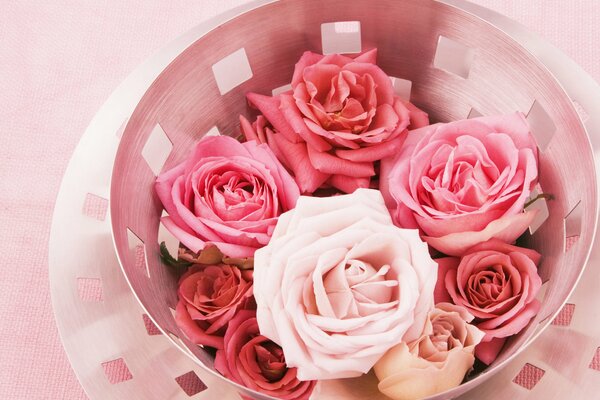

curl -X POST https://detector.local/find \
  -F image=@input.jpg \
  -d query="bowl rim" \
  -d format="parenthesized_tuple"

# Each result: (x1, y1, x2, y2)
(107, 0, 600, 399)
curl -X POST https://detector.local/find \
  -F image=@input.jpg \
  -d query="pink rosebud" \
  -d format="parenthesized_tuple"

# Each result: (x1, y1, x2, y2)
(380, 113, 539, 256)
(434, 239, 543, 364)
(175, 264, 253, 349)
(155, 135, 300, 258)
(214, 310, 316, 400)
(244, 49, 429, 194)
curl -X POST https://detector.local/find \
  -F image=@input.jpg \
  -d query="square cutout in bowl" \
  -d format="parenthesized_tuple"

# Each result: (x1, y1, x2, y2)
(527, 100, 556, 151)
(390, 77, 412, 101)
(142, 123, 173, 176)
(321, 21, 362, 55)
(433, 36, 475, 79)
(212, 48, 253, 95)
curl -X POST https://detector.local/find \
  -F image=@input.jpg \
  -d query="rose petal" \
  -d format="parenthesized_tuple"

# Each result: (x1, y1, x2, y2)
(243, 140, 300, 211)
(270, 133, 329, 194)
(328, 175, 370, 194)
(475, 337, 506, 365)
(353, 48, 378, 64)
(405, 101, 430, 129)
(480, 299, 541, 340)
(466, 239, 542, 268)
(415, 209, 505, 238)
(175, 299, 224, 349)
(307, 144, 375, 177)
(434, 258, 458, 304)
(291, 51, 326, 87)
(246, 92, 302, 144)
(280, 94, 332, 152)
(335, 136, 405, 162)
(240, 115, 259, 142)
(423, 210, 539, 256)
(343, 62, 395, 105)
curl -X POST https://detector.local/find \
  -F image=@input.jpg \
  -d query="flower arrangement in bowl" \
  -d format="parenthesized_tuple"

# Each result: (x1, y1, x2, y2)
(153, 47, 545, 399)
(109, 1, 597, 399)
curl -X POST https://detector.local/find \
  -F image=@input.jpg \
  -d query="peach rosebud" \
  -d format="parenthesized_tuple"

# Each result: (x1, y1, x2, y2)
(374, 303, 484, 400)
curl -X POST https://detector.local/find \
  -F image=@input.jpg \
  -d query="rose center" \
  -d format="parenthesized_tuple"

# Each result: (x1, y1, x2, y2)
(419, 141, 503, 214)
(466, 265, 510, 307)
(430, 318, 457, 352)
(254, 340, 287, 382)
(303, 68, 378, 136)
(198, 166, 276, 222)
(345, 260, 393, 304)
(321, 259, 398, 320)
(193, 267, 239, 309)
(219, 175, 255, 204)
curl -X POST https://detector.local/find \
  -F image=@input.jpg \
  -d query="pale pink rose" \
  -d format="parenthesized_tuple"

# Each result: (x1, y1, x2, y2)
(374, 303, 484, 400)
(155, 135, 300, 258)
(242, 48, 429, 194)
(380, 113, 538, 256)
(215, 310, 316, 400)
(253, 189, 438, 380)
(175, 264, 253, 349)
(434, 239, 542, 364)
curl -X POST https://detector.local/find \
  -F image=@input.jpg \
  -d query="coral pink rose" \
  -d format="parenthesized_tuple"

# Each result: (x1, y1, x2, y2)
(253, 189, 438, 380)
(155, 135, 300, 258)
(242, 48, 429, 194)
(374, 303, 484, 400)
(215, 310, 316, 400)
(175, 264, 253, 349)
(434, 239, 542, 364)
(380, 113, 538, 256)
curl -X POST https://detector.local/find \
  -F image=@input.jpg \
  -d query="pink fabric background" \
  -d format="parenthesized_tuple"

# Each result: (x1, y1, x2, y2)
(0, 1, 597, 399)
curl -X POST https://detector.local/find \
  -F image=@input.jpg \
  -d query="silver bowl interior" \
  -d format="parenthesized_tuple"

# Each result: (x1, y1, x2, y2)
(110, 0, 597, 398)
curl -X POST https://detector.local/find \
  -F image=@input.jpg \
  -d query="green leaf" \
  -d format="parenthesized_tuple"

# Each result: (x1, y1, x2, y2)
(159, 242, 192, 269)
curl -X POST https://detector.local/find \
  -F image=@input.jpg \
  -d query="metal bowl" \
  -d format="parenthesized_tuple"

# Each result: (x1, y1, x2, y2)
(109, 0, 597, 398)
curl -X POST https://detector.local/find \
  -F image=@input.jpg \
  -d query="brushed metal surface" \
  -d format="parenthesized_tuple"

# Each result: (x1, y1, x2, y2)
(49, 0, 600, 399)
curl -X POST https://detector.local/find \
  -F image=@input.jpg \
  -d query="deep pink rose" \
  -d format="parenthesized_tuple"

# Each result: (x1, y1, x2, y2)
(155, 135, 300, 258)
(175, 264, 253, 349)
(380, 113, 538, 256)
(434, 239, 542, 364)
(215, 310, 316, 400)
(242, 48, 429, 194)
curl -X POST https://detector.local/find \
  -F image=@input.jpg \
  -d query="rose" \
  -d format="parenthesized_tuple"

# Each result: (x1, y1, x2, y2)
(175, 264, 253, 349)
(434, 239, 542, 364)
(155, 135, 300, 258)
(214, 310, 316, 400)
(253, 189, 438, 380)
(239, 115, 293, 175)
(380, 113, 538, 256)
(243, 48, 429, 194)
(374, 303, 484, 400)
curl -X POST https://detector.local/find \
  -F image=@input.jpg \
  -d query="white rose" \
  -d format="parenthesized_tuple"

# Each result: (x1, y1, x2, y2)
(253, 189, 438, 380)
